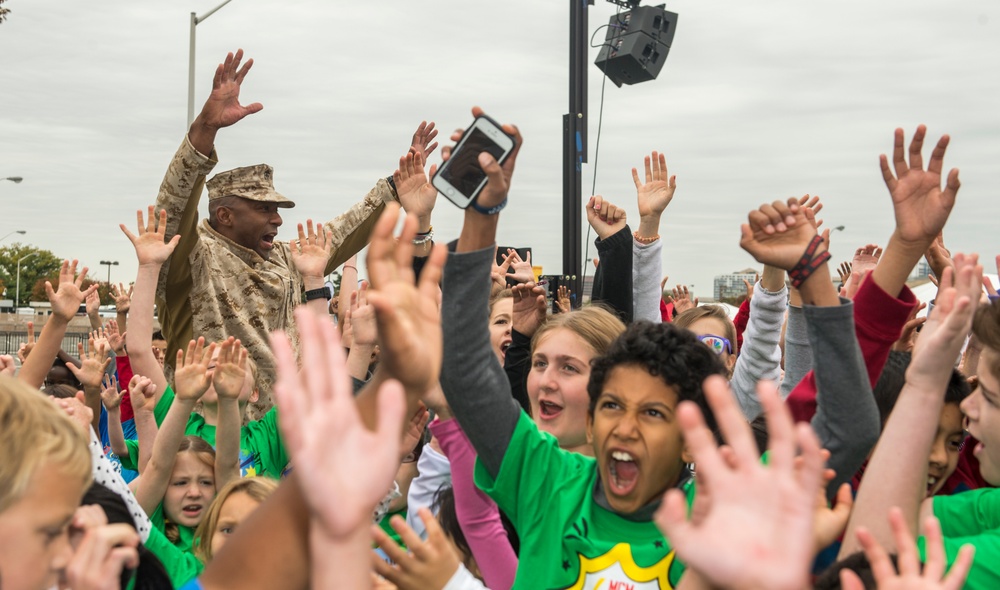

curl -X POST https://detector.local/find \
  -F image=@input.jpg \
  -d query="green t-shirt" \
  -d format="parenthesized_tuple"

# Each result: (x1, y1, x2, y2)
(917, 487, 1000, 589)
(120, 385, 288, 479)
(150, 502, 196, 553)
(143, 525, 204, 588)
(474, 411, 688, 589)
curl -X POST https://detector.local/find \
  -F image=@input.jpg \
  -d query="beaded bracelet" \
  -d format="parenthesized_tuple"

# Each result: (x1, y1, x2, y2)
(633, 231, 660, 244)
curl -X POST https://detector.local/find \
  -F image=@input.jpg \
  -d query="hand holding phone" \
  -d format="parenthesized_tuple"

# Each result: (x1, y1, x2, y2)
(432, 113, 517, 210)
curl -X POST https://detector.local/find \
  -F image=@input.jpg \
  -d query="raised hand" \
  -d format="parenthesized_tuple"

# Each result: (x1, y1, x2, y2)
(365, 204, 446, 395)
(196, 49, 262, 131)
(446, 106, 522, 212)
(128, 375, 157, 414)
(212, 337, 247, 401)
(68, 338, 112, 389)
(271, 306, 405, 540)
(511, 281, 548, 337)
(742, 273, 760, 301)
(409, 120, 439, 160)
(880, 126, 960, 248)
(556, 285, 572, 314)
(983, 254, 999, 298)
(0, 355, 15, 378)
(892, 302, 928, 353)
(172, 338, 216, 402)
(796, 194, 825, 229)
(586, 195, 627, 241)
(505, 249, 535, 284)
(739, 198, 820, 271)
(101, 374, 123, 411)
(813, 481, 854, 554)
(655, 378, 824, 590)
(669, 285, 698, 313)
(289, 220, 332, 280)
(393, 150, 438, 222)
(924, 233, 954, 281)
(839, 509, 973, 590)
(634, 150, 676, 238)
(907, 253, 982, 393)
(90, 326, 111, 354)
(843, 244, 882, 298)
(105, 318, 126, 355)
(85, 289, 100, 318)
(110, 282, 132, 314)
(120, 206, 181, 267)
(349, 282, 378, 347)
(491, 247, 514, 293)
(372, 508, 463, 590)
(837, 261, 852, 286)
(46, 260, 99, 322)
(17, 321, 35, 363)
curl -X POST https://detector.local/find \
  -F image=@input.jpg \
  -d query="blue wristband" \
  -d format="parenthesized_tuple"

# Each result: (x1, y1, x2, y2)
(468, 197, 507, 215)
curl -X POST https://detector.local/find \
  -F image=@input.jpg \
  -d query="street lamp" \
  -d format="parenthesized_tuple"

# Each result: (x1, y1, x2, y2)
(188, 0, 235, 127)
(100, 260, 119, 284)
(3, 177, 22, 183)
(0, 230, 26, 242)
(15, 252, 37, 310)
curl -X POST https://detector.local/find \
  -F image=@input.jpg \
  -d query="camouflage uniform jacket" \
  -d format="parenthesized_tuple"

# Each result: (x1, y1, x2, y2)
(154, 136, 396, 420)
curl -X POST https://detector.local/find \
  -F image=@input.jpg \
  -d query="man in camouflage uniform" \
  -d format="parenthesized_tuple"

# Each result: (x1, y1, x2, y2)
(154, 49, 437, 421)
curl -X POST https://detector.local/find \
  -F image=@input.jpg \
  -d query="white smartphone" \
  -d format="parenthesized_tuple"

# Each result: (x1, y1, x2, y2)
(432, 114, 516, 209)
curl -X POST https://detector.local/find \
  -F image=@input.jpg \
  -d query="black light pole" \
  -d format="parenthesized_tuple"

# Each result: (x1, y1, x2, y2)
(100, 260, 119, 284)
(562, 0, 594, 298)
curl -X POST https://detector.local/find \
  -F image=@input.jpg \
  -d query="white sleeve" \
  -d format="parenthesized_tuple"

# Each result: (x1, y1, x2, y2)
(405, 444, 452, 539)
(632, 238, 663, 323)
(442, 564, 490, 590)
(88, 429, 152, 543)
(730, 281, 788, 421)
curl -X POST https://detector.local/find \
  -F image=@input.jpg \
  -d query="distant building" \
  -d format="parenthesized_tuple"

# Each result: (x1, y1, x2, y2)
(713, 268, 758, 301)
(911, 260, 931, 280)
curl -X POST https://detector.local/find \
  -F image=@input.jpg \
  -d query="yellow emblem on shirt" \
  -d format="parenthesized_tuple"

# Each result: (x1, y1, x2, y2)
(566, 543, 675, 589)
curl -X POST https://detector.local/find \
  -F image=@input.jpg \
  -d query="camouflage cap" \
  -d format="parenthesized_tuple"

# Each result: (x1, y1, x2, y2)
(207, 164, 296, 208)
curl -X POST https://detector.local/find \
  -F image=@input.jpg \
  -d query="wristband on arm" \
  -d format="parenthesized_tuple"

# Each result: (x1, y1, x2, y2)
(788, 234, 831, 289)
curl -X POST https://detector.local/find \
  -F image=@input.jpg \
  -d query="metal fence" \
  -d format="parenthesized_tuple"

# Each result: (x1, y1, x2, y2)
(0, 331, 93, 356)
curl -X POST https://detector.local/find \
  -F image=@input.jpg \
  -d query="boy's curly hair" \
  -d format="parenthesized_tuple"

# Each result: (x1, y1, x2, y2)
(587, 321, 727, 435)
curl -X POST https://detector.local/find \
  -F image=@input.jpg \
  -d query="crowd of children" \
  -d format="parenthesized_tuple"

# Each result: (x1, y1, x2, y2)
(1, 49, 998, 590)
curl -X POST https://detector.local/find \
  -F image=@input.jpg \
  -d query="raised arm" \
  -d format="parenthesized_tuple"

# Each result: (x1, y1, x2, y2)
(122, 206, 181, 399)
(345, 282, 378, 382)
(632, 150, 675, 323)
(67, 337, 113, 435)
(128, 375, 159, 476)
(211, 338, 246, 490)
(786, 126, 957, 424)
(271, 306, 405, 590)
(841, 255, 982, 557)
(134, 339, 215, 517)
(316, 122, 440, 276)
(441, 107, 525, 478)
(586, 195, 633, 323)
(288, 220, 333, 316)
(18, 260, 97, 389)
(156, 49, 255, 366)
(101, 374, 128, 457)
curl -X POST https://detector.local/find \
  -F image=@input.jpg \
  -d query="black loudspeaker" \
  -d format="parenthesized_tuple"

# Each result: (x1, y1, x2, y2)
(594, 5, 678, 87)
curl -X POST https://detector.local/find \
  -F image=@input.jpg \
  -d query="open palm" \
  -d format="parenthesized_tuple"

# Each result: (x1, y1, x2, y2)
(881, 126, 959, 246)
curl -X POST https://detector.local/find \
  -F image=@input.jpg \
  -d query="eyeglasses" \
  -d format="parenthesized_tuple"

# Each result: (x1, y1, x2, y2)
(697, 334, 732, 355)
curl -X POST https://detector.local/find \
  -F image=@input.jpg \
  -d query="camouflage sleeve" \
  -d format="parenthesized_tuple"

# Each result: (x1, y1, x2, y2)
(154, 135, 218, 300)
(321, 178, 397, 275)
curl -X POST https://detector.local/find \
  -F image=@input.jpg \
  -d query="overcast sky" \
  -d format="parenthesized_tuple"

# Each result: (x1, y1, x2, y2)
(2, 0, 998, 299)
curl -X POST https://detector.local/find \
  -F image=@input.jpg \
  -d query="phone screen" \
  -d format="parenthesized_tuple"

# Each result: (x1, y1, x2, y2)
(438, 128, 507, 198)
